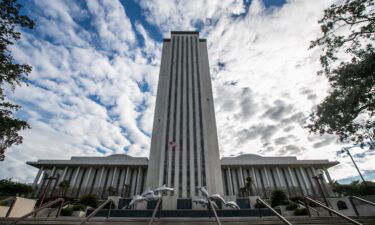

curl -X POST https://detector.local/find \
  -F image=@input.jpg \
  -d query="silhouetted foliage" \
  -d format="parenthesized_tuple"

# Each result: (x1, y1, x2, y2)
(331, 180, 375, 196)
(60, 207, 73, 216)
(239, 177, 253, 197)
(78, 194, 98, 208)
(0, 178, 33, 197)
(58, 181, 70, 197)
(107, 186, 117, 196)
(270, 189, 288, 207)
(285, 202, 298, 211)
(307, 0, 375, 147)
(0, 0, 35, 161)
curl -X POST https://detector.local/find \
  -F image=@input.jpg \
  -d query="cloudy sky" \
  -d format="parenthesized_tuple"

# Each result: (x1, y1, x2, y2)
(1, 0, 374, 184)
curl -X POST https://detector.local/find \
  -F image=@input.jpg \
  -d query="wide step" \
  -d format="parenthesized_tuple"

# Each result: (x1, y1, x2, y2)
(1, 216, 375, 225)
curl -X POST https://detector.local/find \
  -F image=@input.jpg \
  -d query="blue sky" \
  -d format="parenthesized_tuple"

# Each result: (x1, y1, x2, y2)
(2, 0, 374, 184)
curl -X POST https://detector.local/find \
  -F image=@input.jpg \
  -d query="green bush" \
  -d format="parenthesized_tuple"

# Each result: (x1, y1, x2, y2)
(332, 180, 375, 196)
(0, 179, 33, 197)
(61, 207, 73, 216)
(79, 194, 98, 208)
(293, 208, 308, 216)
(72, 204, 86, 211)
(286, 202, 298, 211)
(270, 189, 288, 207)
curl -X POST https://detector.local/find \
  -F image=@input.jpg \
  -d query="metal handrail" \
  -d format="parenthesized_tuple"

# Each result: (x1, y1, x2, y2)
(296, 200, 320, 216)
(349, 196, 375, 216)
(305, 197, 362, 225)
(8, 198, 64, 225)
(0, 197, 16, 217)
(256, 198, 292, 225)
(79, 199, 114, 225)
(0, 197, 16, 205)
(350, 196, 375, 207)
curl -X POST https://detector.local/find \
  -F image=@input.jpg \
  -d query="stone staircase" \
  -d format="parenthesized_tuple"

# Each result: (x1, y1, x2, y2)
(1, 216, 375, 225)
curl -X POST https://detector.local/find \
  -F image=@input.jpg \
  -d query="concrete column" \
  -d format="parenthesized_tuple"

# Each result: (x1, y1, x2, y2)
(288, 167, 297, 187)
(323, 167, 333, 184)
(239, 167, 245, 188)
(33, 167, 44, 188)
(232, 169, 239, 196)
(111, 167, 118, 187)
(264, 167, 271, 188)
(227, 168, 233, 196)
(83, 167, 93, 193)
(251, 167, 259, 196)
(276, 167, 284, 188)
(300, 167, 310, 195)
(59, 166, 68, 183)
(96, 167, 105, 195)
(306, 167, 317, 196)
(135, 167, 141, 195)
(71, 167, 80, 191)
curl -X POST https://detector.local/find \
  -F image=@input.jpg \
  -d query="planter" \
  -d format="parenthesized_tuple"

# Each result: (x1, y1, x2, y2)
(72, 210, 86, 217)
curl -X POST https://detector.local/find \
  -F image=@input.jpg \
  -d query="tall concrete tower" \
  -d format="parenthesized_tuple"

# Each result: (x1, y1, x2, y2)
(146, 31, 223, 207)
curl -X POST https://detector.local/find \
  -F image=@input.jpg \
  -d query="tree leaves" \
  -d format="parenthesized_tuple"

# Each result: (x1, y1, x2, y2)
(307, 0, 375, 146)
(0, 0, 34, 161)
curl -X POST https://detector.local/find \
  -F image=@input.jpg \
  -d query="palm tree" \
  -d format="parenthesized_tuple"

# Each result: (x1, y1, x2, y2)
(58, 181, 70, 197)
(239, 177, 253, 197)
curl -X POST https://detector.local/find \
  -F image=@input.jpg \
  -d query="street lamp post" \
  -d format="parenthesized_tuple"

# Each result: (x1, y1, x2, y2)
(341, 147, 366, 185)
(312, 173, 332, 216)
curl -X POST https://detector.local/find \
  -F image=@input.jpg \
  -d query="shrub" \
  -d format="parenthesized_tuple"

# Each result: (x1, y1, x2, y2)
(61, 207, 73, 216)
(72, 204, 86, 211)
(270, 189, 288, 207)
(0, 179, 33, 197)
(79, 194, 98, 208)
(332, 180, 375, 196)
(293, 208, 308, 216)
(107, 186, 117, 196)
(286, 202, 298, 211)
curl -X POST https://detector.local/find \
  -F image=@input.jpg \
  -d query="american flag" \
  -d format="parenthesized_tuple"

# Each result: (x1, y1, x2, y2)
(168, 141, 176, 148)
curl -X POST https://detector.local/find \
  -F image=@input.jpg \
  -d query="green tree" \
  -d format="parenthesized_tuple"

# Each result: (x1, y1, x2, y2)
(0, 0, 34, 161)
(107, 186, 117, 196)
(0, 178, 33, 197)
(58, 181, 70, 197)
(240, 177, 253, 197)
(307, 0, 375, 147)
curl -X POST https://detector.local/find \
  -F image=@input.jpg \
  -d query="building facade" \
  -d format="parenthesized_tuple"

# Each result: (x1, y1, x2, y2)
(27, 31, 338, 209)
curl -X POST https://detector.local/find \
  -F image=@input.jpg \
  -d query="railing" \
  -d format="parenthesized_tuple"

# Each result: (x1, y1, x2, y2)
(8, 198, 65, 225)
(46, 200, 72, 217)
(349, 196, 375, 216)
(0, 197, 16, 218)
(149, 198, 162, 225)
(296, 200, 320, 216)
(304, 197, 362, 225)
(79, 199, 114, 225)
(256, 198, 292, 225)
